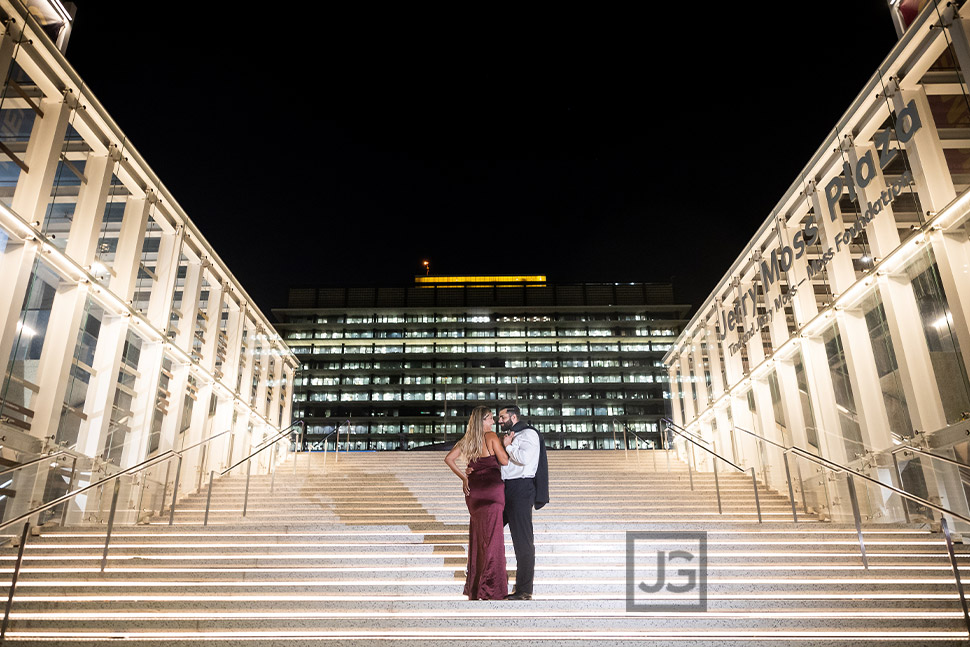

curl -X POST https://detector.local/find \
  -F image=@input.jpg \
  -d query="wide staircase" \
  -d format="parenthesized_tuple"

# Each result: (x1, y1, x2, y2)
(1, 450, 969, 645)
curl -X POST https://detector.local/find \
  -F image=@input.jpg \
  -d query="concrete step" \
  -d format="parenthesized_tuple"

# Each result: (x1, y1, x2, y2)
(9, 596, 969, 612)
(0, 451, 961, 645)
(5, 613, 967, 632)
(5, 634, 968, 647)
(4, 578, 966, 594)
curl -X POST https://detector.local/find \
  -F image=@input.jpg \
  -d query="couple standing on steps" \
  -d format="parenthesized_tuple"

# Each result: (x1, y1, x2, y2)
(444, 404, 549, 601)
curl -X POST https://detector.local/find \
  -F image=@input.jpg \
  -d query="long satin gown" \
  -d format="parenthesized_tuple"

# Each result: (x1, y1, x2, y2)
(463, 454, 508, 600)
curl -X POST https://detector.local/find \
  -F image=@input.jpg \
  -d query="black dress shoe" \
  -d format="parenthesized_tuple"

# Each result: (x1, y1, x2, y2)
(503, 591, 532, 600)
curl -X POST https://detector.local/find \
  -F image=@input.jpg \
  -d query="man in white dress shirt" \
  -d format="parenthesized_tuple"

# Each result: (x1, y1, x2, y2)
(498, 405, 542, 600)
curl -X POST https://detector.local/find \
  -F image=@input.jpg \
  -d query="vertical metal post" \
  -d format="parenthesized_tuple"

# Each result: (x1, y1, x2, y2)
(845, 475, 869, 570)
(1, 522, 30, 645)
(622, 425, 628, 460)
(242, 460, 252, 518)
(269, 444, 277, 494)
(941, 517, 970, 638)
(334, 425, 340, 464)
(794, 459, 809, 515)
(135, 474, 146, 525)
(196, 445, 207, 491)
(820, 468, 833, 520)
(168, 456, 182, 526)
(713, 456, 723, 515)
(322, 437, 329, 473)
(611, 423, 617, 451)
(60, 457, 78, 527)
(203, 470, 214, 527)
(650, 442, 655, 471)
(686, 446, 694, 491)
(100, 479, 121, 573)
(306, 438, 312, 476)
(891, 452, 912, 524)
(756, 441, 766, 488)
(783, 453, 798, 523)
(750, 467, 763, 523)
(663, 426, 670, 472)
(159, 461, 171, 518)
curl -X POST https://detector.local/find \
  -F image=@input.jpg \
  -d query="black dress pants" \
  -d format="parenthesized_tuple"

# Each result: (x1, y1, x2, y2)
(503, 478, 536, 594)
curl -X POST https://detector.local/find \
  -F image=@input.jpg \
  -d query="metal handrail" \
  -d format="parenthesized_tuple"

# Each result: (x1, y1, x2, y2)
(726, 429, 970, 526)
(662, 421, 763, 522)
(0, 425, 274, 642)
(730, 425, 803, 521)
(202, 420, 305, 524)
(665, 423, 743, 472)
(784, 445, 970, 637)
(220, 420, 304, 476)
(0, 450, 177, 535)
(0, 425, 239, 535)
(320, 426, 342, 473)
(622, 425, 659, 471)
(733, 425, 789, 452)
(660, 418, 712, 445)
(661, 423, 970, 635)
(0, 450, 74, 478)
(679, 423, 970, 632)
(787, 446, 970, 525)
(179, 429, 232, 456)
(611, 418, 628, 459)
(890, 442, 970, 487)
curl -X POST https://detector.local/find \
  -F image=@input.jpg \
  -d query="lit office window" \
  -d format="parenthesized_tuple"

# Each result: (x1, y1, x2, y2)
(560, 344, 587, 352)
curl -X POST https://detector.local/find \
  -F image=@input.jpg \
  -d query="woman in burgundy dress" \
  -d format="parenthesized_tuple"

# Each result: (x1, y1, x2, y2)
(444, 406, 510, 600)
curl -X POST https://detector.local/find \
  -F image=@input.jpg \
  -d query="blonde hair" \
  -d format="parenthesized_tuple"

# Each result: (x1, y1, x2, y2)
(455, 406, 492, 462)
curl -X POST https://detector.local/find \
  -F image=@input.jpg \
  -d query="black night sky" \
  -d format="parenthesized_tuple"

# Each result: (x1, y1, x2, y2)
(61, 3, 900, 317)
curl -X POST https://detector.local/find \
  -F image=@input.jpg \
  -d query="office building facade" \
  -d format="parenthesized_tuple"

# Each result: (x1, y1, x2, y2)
(274, 276, 688, 450)
(667, 0, 970, 528)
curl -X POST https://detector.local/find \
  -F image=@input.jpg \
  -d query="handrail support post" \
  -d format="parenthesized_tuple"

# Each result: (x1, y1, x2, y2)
(713, 455, 723, 515)
(100, 479, 121, 573)
(891, 452, 912, 524)
(60, 457, 78, 527)
(942, 517, 970, 638)
(168, 456, 182, 526)
(783, 453, 798, 523)
(845, 474, 869, 570)
(1, 522, 30, 645)
(269, 444, 277, 494)
(751, 467, 763, 523)
(686, 446, 694, 491)
(242, 460, 252, 517)
(203, 470, 214, 527)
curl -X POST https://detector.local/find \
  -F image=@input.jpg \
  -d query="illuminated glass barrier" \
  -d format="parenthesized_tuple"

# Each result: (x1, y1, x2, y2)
(0, 0, 298, 524)
(666, 0, 970, 531)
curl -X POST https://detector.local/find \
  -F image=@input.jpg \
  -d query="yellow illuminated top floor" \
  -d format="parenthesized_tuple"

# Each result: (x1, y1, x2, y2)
(415, 275, 547, 288)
